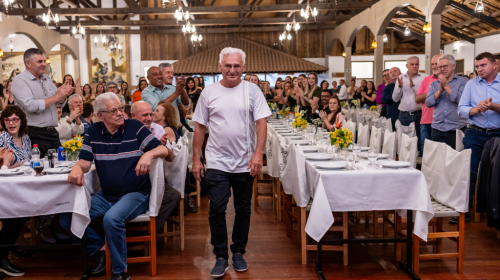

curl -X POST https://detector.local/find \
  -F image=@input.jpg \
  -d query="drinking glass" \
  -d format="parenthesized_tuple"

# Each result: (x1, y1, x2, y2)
(331, 145, 338, 160)
(352, 144, 361, 163)
(346, 153, 355, 170)
(22, 160, 32, 176)
(47, 149, 56, 168)
(322, 139, 330, 154)
(368, 149, 378, 166)
(31, 159, 44, 176)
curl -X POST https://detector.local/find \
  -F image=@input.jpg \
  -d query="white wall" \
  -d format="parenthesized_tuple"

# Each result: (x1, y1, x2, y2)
(65, 54, 75, 78)
(78, 38, 88, 84)
(444, 41, 475, 75)
(1, 34, 37, 52)
(476, 34, 500, 57)
(129, 34, 141, 86)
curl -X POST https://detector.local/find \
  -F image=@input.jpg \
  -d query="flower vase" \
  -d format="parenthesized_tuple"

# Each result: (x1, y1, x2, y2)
(66, 150, 80, 161)
(340, 147, 349, 155)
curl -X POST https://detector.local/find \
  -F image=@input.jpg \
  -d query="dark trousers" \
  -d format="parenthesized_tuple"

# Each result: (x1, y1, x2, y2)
(431, 126, 466, 150)
(421, 124, 432, 153)
(205, 169, 254, 260)
(0, 218, 28, 258)
(155, 184, 181, 233)
(380, 106, 387, 118)
(399, 111, 422, 153)
(28, 126, 61, 158)
(463, 127, 500, 208)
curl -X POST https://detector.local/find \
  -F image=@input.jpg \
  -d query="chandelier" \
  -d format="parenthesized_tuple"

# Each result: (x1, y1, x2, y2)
(279, 29, 292, 43)
(94, 30, 107, 47)
(475, 0, 484, 13)
(286, 14, 300, 33)
(182, 19, 196, 34)
(110, 42, 123, 55)
(71, 20, 85, 39)
(2, 0, 14, 14)
(175, 7, 190, 23)
(422, 21, 432, 34)
(383, 34, 388, 43)
(371, 39, 377, 49)
(190, 33, 202, 47)
(162, 0, 176, 8)
(404, 24, 411, 36)
(300, 0, 317, 22)
(42, 1, 60, 28)
(9, 34, 15, 52)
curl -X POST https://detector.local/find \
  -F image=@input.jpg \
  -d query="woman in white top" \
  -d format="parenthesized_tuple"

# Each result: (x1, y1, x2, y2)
(319, 95, 345, 131)
(56, 94, 85, 141)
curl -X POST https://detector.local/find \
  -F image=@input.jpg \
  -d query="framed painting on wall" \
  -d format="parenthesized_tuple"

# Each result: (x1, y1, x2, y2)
(88, 34, 130, 85)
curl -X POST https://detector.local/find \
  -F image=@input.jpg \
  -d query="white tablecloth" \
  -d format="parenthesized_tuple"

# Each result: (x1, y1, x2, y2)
(304, 160, 434, 242)
(0, 167, 100, 239)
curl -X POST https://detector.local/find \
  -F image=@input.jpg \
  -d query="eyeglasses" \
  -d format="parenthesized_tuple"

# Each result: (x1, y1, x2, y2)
(383, 74, 389, 77)
(107, 86, 117, 89)
(438, 65, 450, 69)
(3, 117, 20, 124)
(101, 106, 125, 115)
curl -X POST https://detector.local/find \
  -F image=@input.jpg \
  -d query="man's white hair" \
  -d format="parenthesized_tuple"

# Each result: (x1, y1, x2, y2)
(438, 54, 456, 65)
(68, 94, 83, 105)
(219, 47, 246, 65)
(406, 56, 420, 64)
(94, 92, 120, 113)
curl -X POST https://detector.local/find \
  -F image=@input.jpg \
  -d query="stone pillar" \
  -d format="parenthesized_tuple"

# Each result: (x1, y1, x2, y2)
(344, 46, 352, 83)
(0, 57, 3, 85)
(374, 34, 384, 86)
(424, 14, 442, 74)
(74, 59, 80, 80)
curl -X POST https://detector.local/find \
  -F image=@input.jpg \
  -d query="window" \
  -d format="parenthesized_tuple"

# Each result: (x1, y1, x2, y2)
(351, 61, 373, 79)
(384, 61, 407, 72)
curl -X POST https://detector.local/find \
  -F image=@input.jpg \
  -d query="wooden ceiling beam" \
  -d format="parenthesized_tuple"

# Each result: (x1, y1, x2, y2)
(388, 22, 444, 49)
(448, 1, 500, 29)
(5, 1, 374, 16)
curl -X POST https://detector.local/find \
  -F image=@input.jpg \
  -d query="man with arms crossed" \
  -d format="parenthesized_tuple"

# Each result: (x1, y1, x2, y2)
(192, 47, 271, 277)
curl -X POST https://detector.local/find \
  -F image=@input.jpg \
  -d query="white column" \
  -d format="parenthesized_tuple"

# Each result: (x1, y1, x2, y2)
(374, 34, 384, 86)
(424, 14, 442, 74)
(344, 47, 352, 83)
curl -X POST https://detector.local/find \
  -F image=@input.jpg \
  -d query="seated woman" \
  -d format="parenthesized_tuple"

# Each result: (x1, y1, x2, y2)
(153, 102, 181, 144)
(0, 105, 31, 168)
(81, 102, 95, 135)
(319, 96, 345, 131)
(56, 94, 85, 142)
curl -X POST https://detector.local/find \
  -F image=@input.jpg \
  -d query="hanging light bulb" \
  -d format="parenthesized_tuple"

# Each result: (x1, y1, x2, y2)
(295, 22, 300, 30)
(72, 27, 77, 35)
(191, 25, 196, 33)
(383, 34, 388, 43)
(118, 44, 122, 50)
(475, 0, 484, 13)
(287, 33, 292, 40)
(2, 0, 15, 14)
(286, 23, 291, 31)
(312, 7, 317, 17)
(184, 11, 189, 20)
(198, 34, 202, 41)
(0, 49, 3, 58)
(46, 57, 51, 64)
(371, 39, 377, 49)
(301, 0, 317, 21)
(94, 36, 99, 43)
(102, 34, 106, 44)
(9, 42, 14, 52)
(342, 52, 346, 57)
(404, 24, 411, 36)
(162, 0, 171, 8)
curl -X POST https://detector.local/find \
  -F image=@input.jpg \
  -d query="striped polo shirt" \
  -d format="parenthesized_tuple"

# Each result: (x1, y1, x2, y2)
(80, 119, 161, 201)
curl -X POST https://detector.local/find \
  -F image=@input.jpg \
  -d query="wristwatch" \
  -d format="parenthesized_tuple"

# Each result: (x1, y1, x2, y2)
(66, 119, 73, 125)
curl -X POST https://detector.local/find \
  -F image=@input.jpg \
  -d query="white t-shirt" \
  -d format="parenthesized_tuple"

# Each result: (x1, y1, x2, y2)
(193, 80, 271, 173)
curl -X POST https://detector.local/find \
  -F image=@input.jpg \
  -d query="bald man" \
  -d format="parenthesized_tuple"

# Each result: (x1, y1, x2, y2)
(415, 54, 442, 153)
(383, 67, 402, 131)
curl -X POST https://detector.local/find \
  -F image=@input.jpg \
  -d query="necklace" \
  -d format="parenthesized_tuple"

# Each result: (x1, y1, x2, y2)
(12, 138, 21, 142)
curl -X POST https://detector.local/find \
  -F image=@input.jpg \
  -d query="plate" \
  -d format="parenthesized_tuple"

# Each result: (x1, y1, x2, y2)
(280, 133, 298, 136)
(314, 161, 347, 170)
(0, 169, 24, 176)
(305, 153, 333, 161)
(45, 167, 72, 174)
(301, 146, 321, 153)
(285, 136, 303, 140)
(359, 152, 389, 159)
(275, 130, 291, 133)
(291, 140, 311, 145)
(347, 146, 370, 151)
(272, 125, 287, 128)
(377, 160, 411, 168)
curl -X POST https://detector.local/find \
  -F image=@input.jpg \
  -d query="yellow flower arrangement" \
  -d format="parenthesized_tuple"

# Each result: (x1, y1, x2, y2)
(370, 105, 378, 111)
(62, 135, 84, 160)
(292, 117, 308, 129)
(329, 128, 353, 149)
(279, 107, 290, 117)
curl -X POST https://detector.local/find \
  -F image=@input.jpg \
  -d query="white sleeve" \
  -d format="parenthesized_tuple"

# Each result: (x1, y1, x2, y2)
(392, 77, 403, 102)
(55, 118, 73, 140)
(72, 122, 85, 137)
(192, 89, 209, 126)
(338, 86, 347, 99)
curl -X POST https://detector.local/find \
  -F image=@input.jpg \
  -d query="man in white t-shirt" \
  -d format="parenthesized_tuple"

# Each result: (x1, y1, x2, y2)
(192, 47, 271, 278)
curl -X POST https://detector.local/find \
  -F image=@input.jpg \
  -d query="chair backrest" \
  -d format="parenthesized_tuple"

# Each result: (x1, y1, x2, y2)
(148, 158, 165, 217)
(384, 118, 393, 132)
(421, 139, 471, 212)
(266, 133, 280, 178)
(382, 129, 396, 160)
(163, 144, 188, 198)
(456, 129, 465, 152)
(279, 143, 310, 207)
(399, 134, 418, 168)
(396, 120, 416, 155)
(369, 126, 383, 153)
(183, 131, 194, 169)
(345, 120, 356, 143)
(357, 123, 370, 147)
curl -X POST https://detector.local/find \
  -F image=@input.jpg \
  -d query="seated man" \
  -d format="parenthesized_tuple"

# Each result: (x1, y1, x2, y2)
(60, 93, 169, 280)
(131, 101, 181, 232)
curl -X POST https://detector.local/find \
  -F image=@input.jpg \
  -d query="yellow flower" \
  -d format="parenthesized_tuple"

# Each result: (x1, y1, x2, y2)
(77, 142, 82, 148)
(295, 113, 300, 117)
(71, 146, 76, 151)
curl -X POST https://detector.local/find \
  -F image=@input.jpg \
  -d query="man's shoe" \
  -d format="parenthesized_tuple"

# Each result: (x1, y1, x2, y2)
(0, 257, 25, 277)
(232, 253, 248, 272)
(110, 272, 130, 280)
(210, 258, 229, 277)
(449, 212, 471, 224)
(189, 198, 198, 213)
(91, 250, 106, 275)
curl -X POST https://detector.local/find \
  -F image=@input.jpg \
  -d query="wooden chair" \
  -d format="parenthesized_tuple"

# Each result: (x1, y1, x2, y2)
(253, 166, 273, 210)
(156, 198, 185, 251)
(273, 178, 284, 221)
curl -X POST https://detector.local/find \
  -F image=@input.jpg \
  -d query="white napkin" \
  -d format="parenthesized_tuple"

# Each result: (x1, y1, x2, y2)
(456, 129, 465, 152)
(396, 120, 416, 155)
(369, 126, 383, 153)
(357, 123, 370, 147)
(382, 129, 396, 160)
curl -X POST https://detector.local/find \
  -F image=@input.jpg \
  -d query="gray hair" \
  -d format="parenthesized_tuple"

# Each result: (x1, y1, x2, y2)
(23, 48, 44, 65)
(158, 63, 173, 72)
(94, 92, 120, 113)
(219, 47, 246, 65)
(406, 56, 420, 64)
(105, 80, 118, 91)
(438, 54, 456, 65)
(68, 94, 83, 105)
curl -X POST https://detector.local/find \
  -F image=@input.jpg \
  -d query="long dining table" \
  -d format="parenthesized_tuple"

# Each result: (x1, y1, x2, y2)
(266, 119, 434, 280)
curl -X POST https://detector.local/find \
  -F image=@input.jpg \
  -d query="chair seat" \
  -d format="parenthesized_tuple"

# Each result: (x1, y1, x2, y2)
(432, 200, 460, 218)
(261, 166, 268, 175)
(306, 198, 313, 212)
(129, 214, 151, 223)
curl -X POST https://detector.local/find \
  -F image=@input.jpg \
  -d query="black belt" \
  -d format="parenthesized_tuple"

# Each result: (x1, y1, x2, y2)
(467, 124, 500, 132)
(29, 126, 56, 131)
(400, 110, 422, 116)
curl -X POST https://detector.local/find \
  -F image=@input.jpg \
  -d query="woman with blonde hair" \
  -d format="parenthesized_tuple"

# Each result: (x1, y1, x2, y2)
(298, 72, 322, 116)
(284, 77, 302, 111)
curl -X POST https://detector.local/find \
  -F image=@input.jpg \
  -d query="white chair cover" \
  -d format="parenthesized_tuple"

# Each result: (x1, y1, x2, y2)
(266, 133, 281, 178)
(421, 139, 471, 212)
(384, 118, 393, 132)
(382, 129, 396, 160)
(456, 130, 465, 152)
(396, 120, 416, 155)
(345, 120, 357, 143)
(163, 144, 188, 198)
(369, 126, 383, 153)
(183, 131, 194, 169)
(357, 123, 370, 147)
(147, 158, 165, 217)
(279, 143, 310, 207)
(399, 134, 418, 168)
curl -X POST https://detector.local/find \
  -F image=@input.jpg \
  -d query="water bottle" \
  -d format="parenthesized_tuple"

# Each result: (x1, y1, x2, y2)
(30, 144, 41, 168)
(363, 104, 368, 110)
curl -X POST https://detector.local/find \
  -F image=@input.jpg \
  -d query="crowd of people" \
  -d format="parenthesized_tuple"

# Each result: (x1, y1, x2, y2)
(0, 45, 499, 280)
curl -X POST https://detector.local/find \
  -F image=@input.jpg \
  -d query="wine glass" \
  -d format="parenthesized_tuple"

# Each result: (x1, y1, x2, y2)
(331, 145, 338, 160)
(368, 149, 378, 166)
(346, 153, 355, 170)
